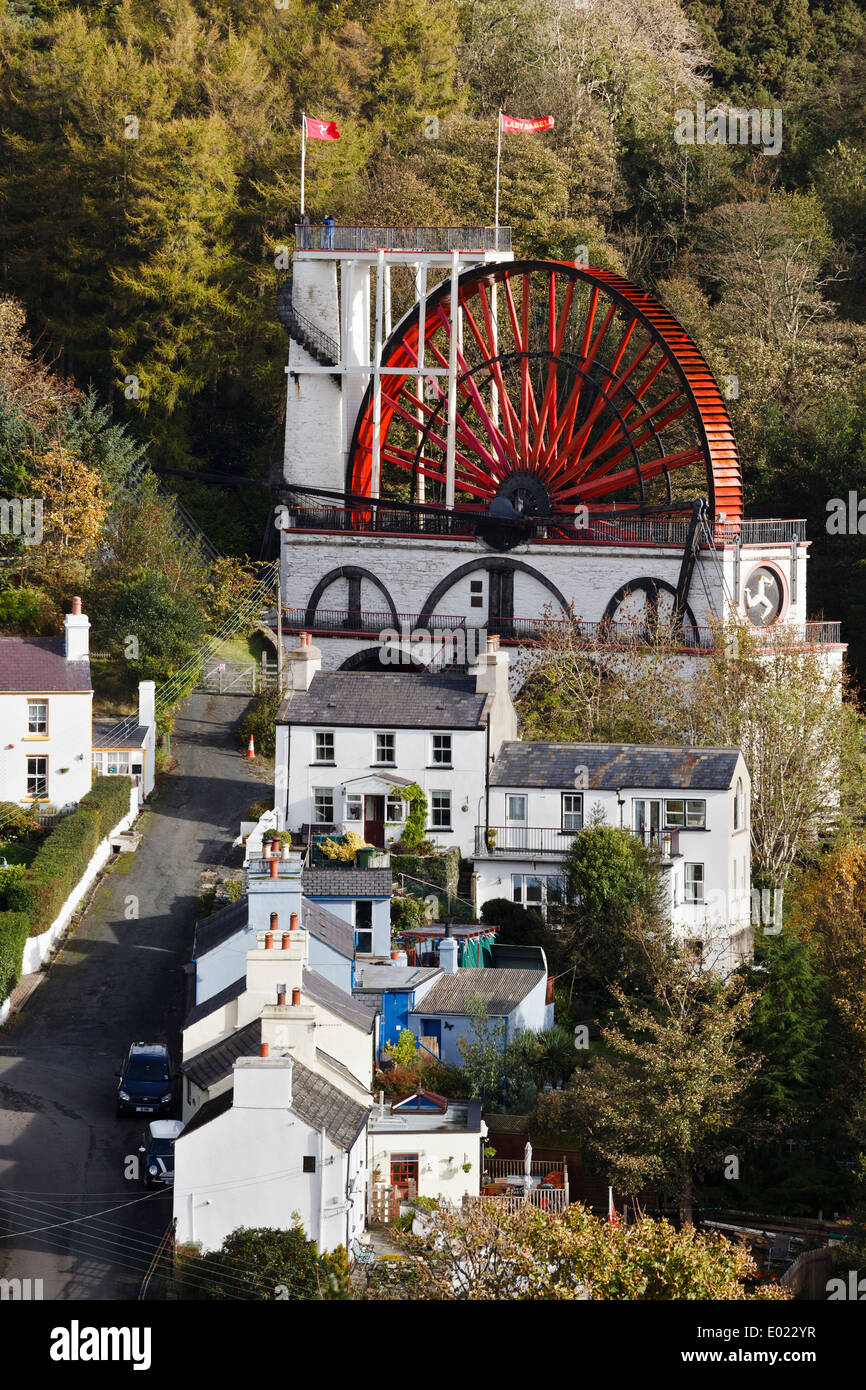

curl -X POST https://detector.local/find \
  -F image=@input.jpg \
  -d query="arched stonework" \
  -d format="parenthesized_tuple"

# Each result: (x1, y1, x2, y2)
(602, 576, 699, 642)
(305, 565, 398, 628)
(339, 645, 425, 672)
(418, 556, 570, 627)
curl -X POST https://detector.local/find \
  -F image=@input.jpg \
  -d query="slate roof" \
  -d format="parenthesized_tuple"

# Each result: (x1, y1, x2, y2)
(92, 719, 148, 748)
(291, 1056, 370, 1149)
(0, 636, 91, 693)
(410, 968, 545, 1017)
(182, 1020, 261, 1090)
(303, 869, 393, 899)
(300, 897, 354, 959)
(192, 896, 355, 962)
(354, 965, 440, 993)
(192, 900, 248, 960)
(316, 1047, 369, 1094)
(178, 1087, 235, 1138)
(303, 968, 376, 1033)
(277, 672, 490, 730)
(184, 975, 245, 1029)
(490, 741, 742, 791)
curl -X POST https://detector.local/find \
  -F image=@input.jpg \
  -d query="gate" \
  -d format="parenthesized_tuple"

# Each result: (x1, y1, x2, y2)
(199, 661, 257, 694)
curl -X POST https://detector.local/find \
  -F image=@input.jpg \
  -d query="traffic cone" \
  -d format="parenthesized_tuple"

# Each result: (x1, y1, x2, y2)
(246, 734, 255, 759)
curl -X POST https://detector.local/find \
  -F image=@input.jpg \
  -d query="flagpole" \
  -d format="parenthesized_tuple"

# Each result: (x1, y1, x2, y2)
(494, 109, 502, 251)
(300, 110, 306, 216)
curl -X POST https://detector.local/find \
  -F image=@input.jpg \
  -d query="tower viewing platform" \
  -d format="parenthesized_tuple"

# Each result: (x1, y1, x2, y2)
(293, 223, 513, 259)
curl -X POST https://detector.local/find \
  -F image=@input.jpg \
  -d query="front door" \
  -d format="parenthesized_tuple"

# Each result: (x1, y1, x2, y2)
(505, 794, 528, 850)
(633, 798, 661, 845)
(364, 795, 385, 847)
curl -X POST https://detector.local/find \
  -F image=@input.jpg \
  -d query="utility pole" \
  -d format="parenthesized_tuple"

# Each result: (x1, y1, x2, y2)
(276, 564, 284, 694)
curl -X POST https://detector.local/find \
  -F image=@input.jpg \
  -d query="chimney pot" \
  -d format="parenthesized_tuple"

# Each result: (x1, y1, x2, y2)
(260, 1042, 269, 1058)
(265, 933, 274, 950)
(269, 855, 279, 878)
(290, 911, 299, 932)
(291, 987, 301, 1006)
(281, 932, 291, 950)
(269, 911, 279, 932)
(277, 990, 287, 1006)
(72, 596, 82, 616)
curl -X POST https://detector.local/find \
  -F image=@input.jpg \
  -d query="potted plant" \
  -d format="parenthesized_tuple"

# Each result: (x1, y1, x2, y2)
(485, 827, 498, 852)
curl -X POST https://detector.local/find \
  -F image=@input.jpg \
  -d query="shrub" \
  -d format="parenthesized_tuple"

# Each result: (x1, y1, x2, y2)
(0, 910, 30, 1001)
(390, 895, 428, 934)
(319, 831, 369, 861)
(246, 800, 271, 821)
(6, 776, 133, 939)
(0, 802, 42, 841)
(239, 690, 282, 758)
(0, 862, 27, 908)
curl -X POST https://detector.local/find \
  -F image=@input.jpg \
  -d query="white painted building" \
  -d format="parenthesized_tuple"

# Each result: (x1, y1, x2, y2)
(172, 1051, 369, 1256)
(0, 597, 157, 812)
(0, 597, 93, 809)
(274, 634, 516, 857)
(474, 741, 752, 968)
(367, 1089, 485, 1208)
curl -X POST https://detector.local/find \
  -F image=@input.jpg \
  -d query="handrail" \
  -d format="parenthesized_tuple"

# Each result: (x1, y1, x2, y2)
(295, 224, 512, 254)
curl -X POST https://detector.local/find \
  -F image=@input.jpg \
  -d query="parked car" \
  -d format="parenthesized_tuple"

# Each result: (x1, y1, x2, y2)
(139, 1120, 184, 1187)
(116, 1042, 174, 1117)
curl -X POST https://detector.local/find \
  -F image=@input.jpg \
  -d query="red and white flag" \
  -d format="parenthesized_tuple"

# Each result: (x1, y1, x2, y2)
(501, 113, 554, 133)
(304, 116, 340, 141)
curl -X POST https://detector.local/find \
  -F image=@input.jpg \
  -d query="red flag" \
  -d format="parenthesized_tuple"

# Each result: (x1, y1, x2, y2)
(500, 113, 554, 133)
(304, 116, 340, 141)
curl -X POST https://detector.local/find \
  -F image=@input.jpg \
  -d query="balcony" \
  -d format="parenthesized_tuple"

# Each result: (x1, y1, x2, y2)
(294, 224, 512, 254)
(276, 499, 807, 549)
(475, 826, 579, 857)
(475, 826, 681, 859)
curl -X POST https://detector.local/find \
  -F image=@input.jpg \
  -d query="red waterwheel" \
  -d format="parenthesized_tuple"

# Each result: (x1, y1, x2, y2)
(346, 260, 742, 524)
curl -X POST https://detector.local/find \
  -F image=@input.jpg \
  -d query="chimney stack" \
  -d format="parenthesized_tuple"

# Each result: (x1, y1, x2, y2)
(439, 936, 459, 975)
(287, 632, 322, 692)
(63, 598, 90, 662)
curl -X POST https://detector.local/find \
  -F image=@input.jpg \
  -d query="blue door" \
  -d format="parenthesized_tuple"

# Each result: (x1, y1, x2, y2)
(382, 992, 410, 1050)
(419, 1018, 442, 1058)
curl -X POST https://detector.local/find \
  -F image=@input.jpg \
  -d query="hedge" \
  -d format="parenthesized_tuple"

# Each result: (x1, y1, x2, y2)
(7, 776, 134, 939)
(0, 911, 30, 1005)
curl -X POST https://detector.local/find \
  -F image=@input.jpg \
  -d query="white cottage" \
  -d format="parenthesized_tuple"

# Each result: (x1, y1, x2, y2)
(474, 741, 752, 967)
(274, 633, 516, 856)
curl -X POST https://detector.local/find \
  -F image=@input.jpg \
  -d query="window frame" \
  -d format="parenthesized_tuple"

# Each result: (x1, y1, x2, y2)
(431, 790, 452, 829)
(374, 731, 396, 766)
(561, 792, 584, 831)
(385, 794, 404, 822)
(345, 793, 362, 822)
(314, 730, 335, 764)
(26, 754, 48, 799)
(26, 698, 48, 737)
(313, 787, 335, 823)
(684, 862, 705, 904)
(665, 798, 706, 828)
(431, 733, 452, 766)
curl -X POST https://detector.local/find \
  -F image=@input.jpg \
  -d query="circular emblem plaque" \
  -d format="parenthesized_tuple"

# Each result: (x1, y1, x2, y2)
(743, 565, 784, 627)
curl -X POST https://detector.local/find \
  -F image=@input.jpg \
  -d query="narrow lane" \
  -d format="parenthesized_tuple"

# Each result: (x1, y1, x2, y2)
(0, 691, 265, 1300)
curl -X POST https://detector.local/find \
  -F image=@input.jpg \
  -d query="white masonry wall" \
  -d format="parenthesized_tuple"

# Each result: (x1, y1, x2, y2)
(0, 689, 93, 807)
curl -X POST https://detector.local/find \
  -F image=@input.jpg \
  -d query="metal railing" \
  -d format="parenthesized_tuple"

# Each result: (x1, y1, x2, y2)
(282, 606, 464, 636)
(475, 826, 580, 856)
(279, 502, 807, 549)
(276, 275, 340, 364)
(295, 224, 512, 254)
(476, 825, 680, 858)
(488, 1158, 565, 1178)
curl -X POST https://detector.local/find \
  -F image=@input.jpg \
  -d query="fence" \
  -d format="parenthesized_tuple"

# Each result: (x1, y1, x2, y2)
(470, 1188, 570, 1215)
(368, 1182, 401, 1224)
(28, 803, 75, 833)
(295, 224, 512, 254)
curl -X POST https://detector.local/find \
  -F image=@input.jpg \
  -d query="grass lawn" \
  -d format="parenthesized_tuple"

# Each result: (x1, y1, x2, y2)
(210, 632, 268, 666)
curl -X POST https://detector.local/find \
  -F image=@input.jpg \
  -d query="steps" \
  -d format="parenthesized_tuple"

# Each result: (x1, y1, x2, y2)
(276, 276, 340, 369)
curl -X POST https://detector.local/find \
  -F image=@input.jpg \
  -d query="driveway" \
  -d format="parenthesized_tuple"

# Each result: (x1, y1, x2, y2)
(0, 691, 266, 1301)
